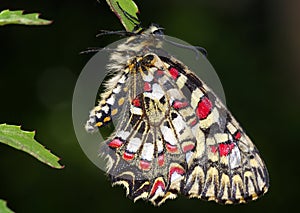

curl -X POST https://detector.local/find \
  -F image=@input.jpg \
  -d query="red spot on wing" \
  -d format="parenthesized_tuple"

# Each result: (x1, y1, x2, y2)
(196, 97, 212, 119)
(182, 143, 195, 152)
(123, 152, 134, 161)
(132, 98, 141, 107)
(219, 143, 235, 157)
(173, 100, 188, 109)
(155, 69, 164, 77)
(150, 179, 166, 196)
(169, 67, 179, 80)
(190, 118, 197, 126)
(169, 166, 185, 178)
(108, 139, 123, 148)
(144, 82, 152, 92)
(234, 131, 241, 140)
(166, 143, 178, 153)
(158, 154, 164, 167)
(210, 145, 218, 153)
(139, 160, 151, 171)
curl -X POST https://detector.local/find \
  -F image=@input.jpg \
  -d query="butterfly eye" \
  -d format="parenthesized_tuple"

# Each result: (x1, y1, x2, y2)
(152, 28, 164, 36)
(149, 24, 164, 36)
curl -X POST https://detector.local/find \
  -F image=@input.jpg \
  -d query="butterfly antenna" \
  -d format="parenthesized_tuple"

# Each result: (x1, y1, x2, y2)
(163, 38, 208, 59)
(96, 30, 136, 37)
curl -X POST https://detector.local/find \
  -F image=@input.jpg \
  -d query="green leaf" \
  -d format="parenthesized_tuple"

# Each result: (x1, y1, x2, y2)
(0, 200, 14, 213)
(106, 0, 141, 32)
(0, 9, 52, 26)
(0, 124, 63, 169)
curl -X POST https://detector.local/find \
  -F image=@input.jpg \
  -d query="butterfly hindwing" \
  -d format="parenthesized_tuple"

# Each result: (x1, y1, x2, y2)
(100, 56, 192, 205)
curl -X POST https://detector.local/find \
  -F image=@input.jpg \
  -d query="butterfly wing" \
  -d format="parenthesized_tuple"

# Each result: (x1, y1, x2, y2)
(98, 54, 196, 205)
(87, 52, 269, 206)
(85, 69, 131, 132)
(160, 55, 269, 204)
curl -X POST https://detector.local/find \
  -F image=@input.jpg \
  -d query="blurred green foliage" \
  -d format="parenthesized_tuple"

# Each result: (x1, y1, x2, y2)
(0, 0, 299, 212)
(0, 200, 13, 213)
(0, 9, 51, 26)
(0, 124, 63, 169)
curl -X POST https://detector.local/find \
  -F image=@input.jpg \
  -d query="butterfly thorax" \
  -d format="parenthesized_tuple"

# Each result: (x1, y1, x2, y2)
(108, 25, 164, 72)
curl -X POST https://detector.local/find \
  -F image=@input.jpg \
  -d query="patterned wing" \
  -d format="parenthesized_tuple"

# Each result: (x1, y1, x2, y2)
(86, 52, 269, 206)
(159, 55, 269, 204)
(85, 69, 131, 132)
(99, 54, 198, 205)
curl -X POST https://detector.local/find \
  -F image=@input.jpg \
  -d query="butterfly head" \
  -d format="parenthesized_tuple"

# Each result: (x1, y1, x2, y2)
(144, 24, 164, 36)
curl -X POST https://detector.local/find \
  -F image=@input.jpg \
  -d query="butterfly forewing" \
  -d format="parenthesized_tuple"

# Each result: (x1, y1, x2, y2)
(159, 56, 269, 203)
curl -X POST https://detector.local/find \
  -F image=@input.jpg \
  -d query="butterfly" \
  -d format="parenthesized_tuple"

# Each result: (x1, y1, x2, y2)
(85, 25, 269, 206)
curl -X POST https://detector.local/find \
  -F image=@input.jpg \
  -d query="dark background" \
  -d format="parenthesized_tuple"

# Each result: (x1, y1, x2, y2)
(1, 0, 299, 212)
